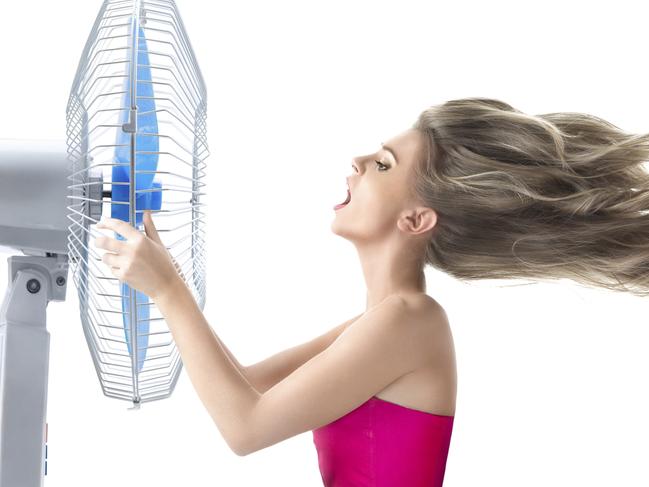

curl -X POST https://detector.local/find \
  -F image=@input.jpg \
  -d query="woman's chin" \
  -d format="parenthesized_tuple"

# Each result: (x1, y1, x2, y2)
(330, 218, 342, 235)
(330, 218, 349, 238)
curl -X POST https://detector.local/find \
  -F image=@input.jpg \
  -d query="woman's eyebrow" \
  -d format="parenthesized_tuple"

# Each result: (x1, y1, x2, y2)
(380, 142, 399, 164)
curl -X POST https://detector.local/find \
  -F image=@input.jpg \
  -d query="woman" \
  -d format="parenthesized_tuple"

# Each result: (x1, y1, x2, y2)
(94, 97, 648, 486)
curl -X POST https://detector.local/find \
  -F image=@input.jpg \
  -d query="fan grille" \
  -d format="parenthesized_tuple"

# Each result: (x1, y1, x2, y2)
(66, 0, 208, 405)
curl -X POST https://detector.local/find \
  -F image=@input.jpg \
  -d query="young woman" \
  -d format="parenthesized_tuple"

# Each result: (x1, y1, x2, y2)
(94, 96, 648, 486)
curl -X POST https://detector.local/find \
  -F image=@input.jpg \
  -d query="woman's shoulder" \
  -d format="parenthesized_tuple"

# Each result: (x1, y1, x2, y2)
(396, 293, 447, 323)
(396, 293, 452, 346)
(349, 293, 449, 347)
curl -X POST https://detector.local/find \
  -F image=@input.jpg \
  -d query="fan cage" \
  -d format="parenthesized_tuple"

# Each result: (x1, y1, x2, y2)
(66, 0, 208, 405)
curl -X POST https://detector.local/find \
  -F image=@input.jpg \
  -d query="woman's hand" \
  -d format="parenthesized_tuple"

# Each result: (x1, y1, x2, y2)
(95, 210, 185, 302)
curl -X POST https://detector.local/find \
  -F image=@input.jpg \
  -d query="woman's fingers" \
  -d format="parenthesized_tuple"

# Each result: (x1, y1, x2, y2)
(96, 217, 140, 240)
(101, 251, 122, 268)
(94, 234, 125, 253)
(141, 211, 186, 281)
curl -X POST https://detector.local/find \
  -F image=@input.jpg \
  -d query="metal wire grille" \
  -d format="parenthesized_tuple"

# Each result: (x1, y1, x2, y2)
(66, 0, 208, 406)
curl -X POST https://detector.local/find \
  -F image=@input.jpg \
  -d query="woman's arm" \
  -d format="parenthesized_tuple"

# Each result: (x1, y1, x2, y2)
(154, 279, 435, 457)
(206, 314, 361, 394)
(159, 284, 436, 457)
(241, 295, 436, 455)
(154, 280, 260, 455)
(243, 313, 363, 393)
(208, 329, 250, 385)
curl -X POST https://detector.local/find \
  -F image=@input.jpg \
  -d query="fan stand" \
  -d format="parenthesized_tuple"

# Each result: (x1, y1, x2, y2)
(0, 254, 68, 486)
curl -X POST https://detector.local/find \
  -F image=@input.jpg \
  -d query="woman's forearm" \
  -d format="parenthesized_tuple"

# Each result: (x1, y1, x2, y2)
(209, 327, 254, 387)
(153, 278, 261, 454)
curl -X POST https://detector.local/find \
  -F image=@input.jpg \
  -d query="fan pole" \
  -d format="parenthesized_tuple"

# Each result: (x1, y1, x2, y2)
(0, 254, 68, 486)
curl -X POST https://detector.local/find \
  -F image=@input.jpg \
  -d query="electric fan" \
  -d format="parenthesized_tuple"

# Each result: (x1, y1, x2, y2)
(0, 0, 208, 484)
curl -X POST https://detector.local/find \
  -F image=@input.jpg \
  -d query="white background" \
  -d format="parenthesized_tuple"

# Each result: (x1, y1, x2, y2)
(1, 0, 648, 485)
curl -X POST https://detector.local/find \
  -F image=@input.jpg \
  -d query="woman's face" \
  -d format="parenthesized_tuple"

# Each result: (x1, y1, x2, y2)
(331, 128, 428, 243)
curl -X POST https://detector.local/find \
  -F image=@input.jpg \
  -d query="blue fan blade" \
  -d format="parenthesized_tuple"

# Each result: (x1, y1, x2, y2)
(111, 24, 161, 373)
(112, 24, 160, 224)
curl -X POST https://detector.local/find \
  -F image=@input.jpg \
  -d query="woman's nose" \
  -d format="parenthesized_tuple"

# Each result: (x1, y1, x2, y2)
(348, 164, 359, 184)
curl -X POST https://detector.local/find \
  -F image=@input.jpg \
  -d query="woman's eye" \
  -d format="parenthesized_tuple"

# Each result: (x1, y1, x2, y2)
(374, 160, 389, 171)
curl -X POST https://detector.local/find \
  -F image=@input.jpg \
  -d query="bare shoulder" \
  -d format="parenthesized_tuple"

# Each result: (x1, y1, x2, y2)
(331, 295, 439, 377)
(337, 294, 449, 357)
(398, 293, 448, 327)
(369, 294, 456, 415)
(359, 294, 446, 330)
(397, 293, 452, 351)
(370, 294, 446, 346)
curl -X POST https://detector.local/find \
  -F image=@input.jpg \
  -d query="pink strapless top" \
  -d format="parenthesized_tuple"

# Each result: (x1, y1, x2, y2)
(312, 396, 454, 487)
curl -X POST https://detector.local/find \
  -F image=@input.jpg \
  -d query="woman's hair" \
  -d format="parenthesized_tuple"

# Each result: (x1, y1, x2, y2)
(410, 97, 649, 297)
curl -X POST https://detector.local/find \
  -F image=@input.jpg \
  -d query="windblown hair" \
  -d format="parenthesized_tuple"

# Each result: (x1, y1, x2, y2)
(410, 97, 649, 297)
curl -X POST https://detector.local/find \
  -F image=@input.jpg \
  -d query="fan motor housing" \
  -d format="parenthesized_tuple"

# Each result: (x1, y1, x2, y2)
(0, 139, 70, 255)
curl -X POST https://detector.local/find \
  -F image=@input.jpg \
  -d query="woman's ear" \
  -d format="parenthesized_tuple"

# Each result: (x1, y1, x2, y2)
(397, 206, 437, 236)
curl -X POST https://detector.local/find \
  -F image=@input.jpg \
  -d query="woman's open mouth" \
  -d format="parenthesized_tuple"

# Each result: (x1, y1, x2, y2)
(333, 189, 351, 211)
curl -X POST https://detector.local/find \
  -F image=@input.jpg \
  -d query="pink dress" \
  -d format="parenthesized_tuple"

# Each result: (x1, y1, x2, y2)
(312, 395, 454, 487)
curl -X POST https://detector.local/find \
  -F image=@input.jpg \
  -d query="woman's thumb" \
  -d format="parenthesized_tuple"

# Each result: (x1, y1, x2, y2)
(143, 210, 162, 244)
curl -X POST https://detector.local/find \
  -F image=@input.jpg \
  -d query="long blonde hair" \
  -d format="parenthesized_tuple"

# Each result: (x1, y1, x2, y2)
(410, 97, 649, 297)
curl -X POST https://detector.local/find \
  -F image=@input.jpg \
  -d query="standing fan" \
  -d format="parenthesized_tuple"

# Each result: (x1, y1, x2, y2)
(0, 0, 208, 484)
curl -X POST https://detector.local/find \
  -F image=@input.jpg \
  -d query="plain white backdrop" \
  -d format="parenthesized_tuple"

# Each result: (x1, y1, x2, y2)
(1, 0, 648, 485)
